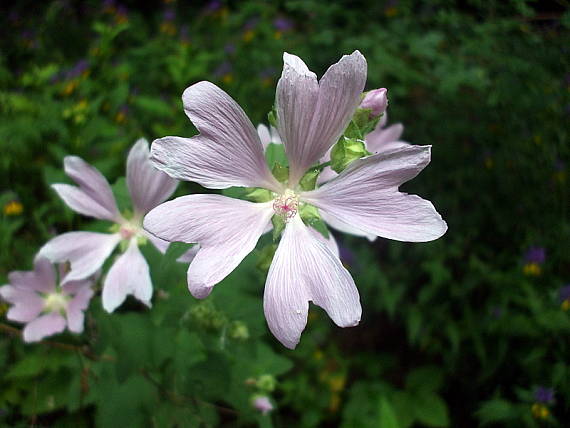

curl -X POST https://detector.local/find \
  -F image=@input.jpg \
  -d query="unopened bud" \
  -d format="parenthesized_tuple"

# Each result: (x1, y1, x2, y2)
(360, 88, 388, 117)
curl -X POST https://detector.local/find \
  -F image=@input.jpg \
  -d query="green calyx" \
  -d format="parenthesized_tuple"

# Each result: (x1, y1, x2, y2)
(244, 187, 274, 203)
(299, 204, 329, 239)
(351, 107, 382, 137)
(330, 136, 371, 173)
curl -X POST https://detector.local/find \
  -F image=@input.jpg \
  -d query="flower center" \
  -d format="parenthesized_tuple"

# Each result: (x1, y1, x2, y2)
(273, 189, 299, 221)
(44, 292, 69, 313)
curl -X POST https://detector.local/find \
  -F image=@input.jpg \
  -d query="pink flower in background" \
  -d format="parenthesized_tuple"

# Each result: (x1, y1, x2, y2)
(257, 123, 281, 149)
(145, 51, 447, 348)
(39, 139, 179, 312)
(360, 87, 388, 117)
(0, 257, 94, 342)
(253, 396, 274, 414)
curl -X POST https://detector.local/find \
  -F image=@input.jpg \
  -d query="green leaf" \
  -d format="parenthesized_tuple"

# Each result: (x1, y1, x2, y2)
(379, 397, 401, 428)
(405, 366, 444, 394)
(413, 392, 449, 427)
(476, 399, 517, 425)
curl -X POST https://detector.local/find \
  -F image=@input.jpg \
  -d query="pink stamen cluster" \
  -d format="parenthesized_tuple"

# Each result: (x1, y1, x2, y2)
(272, 191, 299, 221)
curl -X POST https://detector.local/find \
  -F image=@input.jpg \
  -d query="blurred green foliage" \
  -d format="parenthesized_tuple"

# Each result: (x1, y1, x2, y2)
(1, 0, 569, 426)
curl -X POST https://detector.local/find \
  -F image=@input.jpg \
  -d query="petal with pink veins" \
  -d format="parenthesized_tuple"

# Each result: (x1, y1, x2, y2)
(303, 146, 448, 242)
(366, 122, 406, 153)
(126, 138, 178, 215)
(52, 156, 121, 221)
(0, 285, 44, 322)
(22, 312, 67, 342)
(39, 232, 121, 282)
(276, 51, 367, 186)
(264, 216, 361, 349)
(150, 82, 280, 192)
(102, 241, 152, 313)
(8, 257, 56, 293)
(64, 282, 94, 333)
(144, 195, 273, 298)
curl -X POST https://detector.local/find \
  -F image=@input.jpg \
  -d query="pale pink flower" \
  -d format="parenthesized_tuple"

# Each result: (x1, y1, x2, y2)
(39, 139, 178, 312)
(253, 396, 274, 414)
(360, 87, 388, 117)
(0, 257, 94, 342)
(144, 51, 447, 348)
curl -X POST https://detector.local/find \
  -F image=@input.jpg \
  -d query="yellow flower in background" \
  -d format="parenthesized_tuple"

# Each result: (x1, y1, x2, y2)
(523, 262, 541, 276)
(243, 30, 255, 42)
(561, 299, 570, 311)
(222, 74, 234, 84)
(4, 200, 23, 216)
(531, 403, 549, 419)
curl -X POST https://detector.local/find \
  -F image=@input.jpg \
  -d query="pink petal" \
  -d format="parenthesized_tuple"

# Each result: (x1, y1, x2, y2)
(23, 313, 67, 342)
(177, 244, 200, 263)
(126, 138, 178, 215)
(308, 227, 339, 258)
(276, 51, 367, 186)
(303, 146, 448, 242)
(316, 166, 338, 185)
(142, 229, 170, 254)
(366, 122, 406, 153)
(264, 216, 361, 349)
(144, 194, 273, 298)
(0, 285, 44, 322)
(39, 232, 121, 282)
(102, 242, 152, 313)
(53, 156, 120, 221)
(257, 124, 271, 149)
(150, 82, 280, 192)
(65, 283, 94, 333)
(8, 257, 56, 293)
(320, 211, 377, 242)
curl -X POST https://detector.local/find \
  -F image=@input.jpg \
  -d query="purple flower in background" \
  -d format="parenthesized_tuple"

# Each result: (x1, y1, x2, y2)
(39, 139, 183, 312)
(0, 257, 94, 342)
(253, 396, 273, 414)
(144, 52, 447, 348)
(559, 285, 570, 303)
(224, 43, 236, 55)
(163, 8, 176, 22)
(66, 59, 89, 80)
(205, 0, 222, 13)
(213, 61, 233, 78)
(534, 386, 555, 404)
(524, 246, 546, 264)
(273, 17, 293, 32)
(360, 88, 388, 117)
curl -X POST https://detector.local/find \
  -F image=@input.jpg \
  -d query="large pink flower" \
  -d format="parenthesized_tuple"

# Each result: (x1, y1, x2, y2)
(144, 51, 447, 348)
(39, 139, 178, 312)
(0, 257, 94, 342)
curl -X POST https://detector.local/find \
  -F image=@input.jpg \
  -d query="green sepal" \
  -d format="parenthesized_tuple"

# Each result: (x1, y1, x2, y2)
(271, 162, 289, 183)
(271, 215, 285, 241)
(330, 136, 371, 173)
(256, 243, 277, 272)
(268, 107, 278, 128)
(245, 187, 274, 203)
(299, 167, 320, 191)
(265, 142, 288, 167)
(119, 239, 129, 252)
(351, 108, 382, 137)
(299, 204, 329, 239)
(136, 235, 148, 246)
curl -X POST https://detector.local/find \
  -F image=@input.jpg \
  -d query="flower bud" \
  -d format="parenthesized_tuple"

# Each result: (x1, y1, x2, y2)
(252, 396, 274, 414)
(360, 88, 388, 117)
